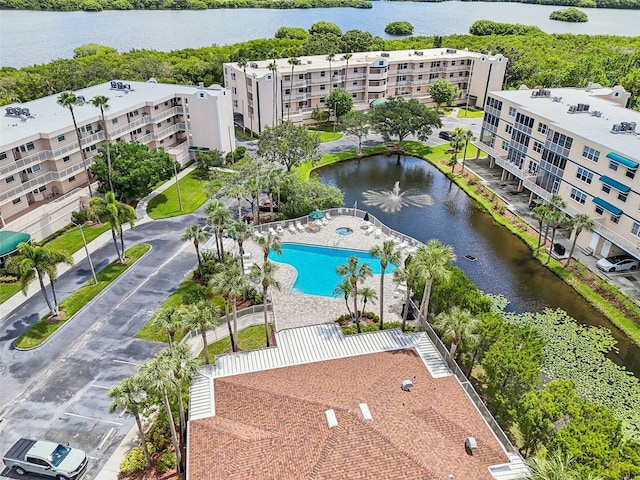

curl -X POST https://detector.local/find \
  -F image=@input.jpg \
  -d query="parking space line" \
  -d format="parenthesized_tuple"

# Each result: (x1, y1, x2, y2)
(90, 384, 111, 390)
(112, 359, 141, 366)
(64, 412, 123, 426)
(97, 427, 115, 450)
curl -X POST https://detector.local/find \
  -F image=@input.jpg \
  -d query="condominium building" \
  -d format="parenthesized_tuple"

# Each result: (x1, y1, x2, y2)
(224, 48, 508, 133)
(475, 84, 639, 259)
(1, 80, 234, 240)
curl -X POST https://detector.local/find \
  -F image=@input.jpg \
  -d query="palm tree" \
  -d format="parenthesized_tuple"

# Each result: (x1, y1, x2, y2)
(140, 352, 182, 472)
(164, 344, 199, 437)
(151, 306, 184, 348)
(327, 52, 336, 92)
(268, 61, 278, 126)
(228, 221, 253, 272)
(527, 451, 581, 480)
(545, 208, 569, 265)
(90, 95, 114, 193)
(243, 175, 263, 225)
(460, 129, 476, 174)
(336, 256, 373, 333)
(57, 92, 93, 197)
(205, 201, 232, 260)
(369, 240, 401, 329)
(414, 239, 456, 322)
(209, 262, 245, 352)
(184, 300, 220, 365)
(116, 200, 136, 261)
(359, 287, 378, 318)
(565, 214, 596, 268)
(256, 232, 282, 263)
(542, 194, 567, 247)
(433, 306, 480, 364)
(226, 182, 247, 221)
(531, 204, 550, 257)
(108, 374, 152, 468)
(9, 243, 73, 317)
(342, 53, 352, 88)
(392, 256, 420, 332)
(249, 260, 281, 347)
(181, 225, 208, 277)
(88, 191, 135, 262)
(333, 279, 353, 319)
(449, 127, 466, 165)
(287, 57, 300, 120)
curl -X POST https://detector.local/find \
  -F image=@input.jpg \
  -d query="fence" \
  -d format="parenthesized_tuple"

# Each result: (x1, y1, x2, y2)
(410, 299, 519, 455)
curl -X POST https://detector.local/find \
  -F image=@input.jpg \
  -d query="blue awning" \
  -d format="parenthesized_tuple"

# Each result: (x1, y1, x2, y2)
(606, 152, 638, 169)
(600, 176, 630, 193)
(593, 197, 622, 216)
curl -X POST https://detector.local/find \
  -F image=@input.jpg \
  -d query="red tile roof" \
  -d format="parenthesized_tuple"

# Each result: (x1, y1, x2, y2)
(189, 348, 508, 479)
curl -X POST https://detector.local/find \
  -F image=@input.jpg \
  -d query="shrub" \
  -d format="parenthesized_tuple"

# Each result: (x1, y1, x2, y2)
(157, 450, 177, 473)
(235, 146, 247, 157)
(0, 274, 18, 283)
(120, 446, 148, 473)
(550, 8, 588, 22)
(385, 21, 414, 36)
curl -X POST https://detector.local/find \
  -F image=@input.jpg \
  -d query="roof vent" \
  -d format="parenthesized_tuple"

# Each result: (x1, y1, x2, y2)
(307, 60, 312, 64)
(147, 77, 158, 83)
(381, 52, 390, 58)
(531, 88, 551, 98)
(591, 110, 602, 117)
(325, 409, 338, 429)
(552, 96, 562, 102)
(446, 48, 457, 54)
(401, 379, 413, 392)
(249, 62, 258, 68)
(359, 403, 373, 420)
(198, 82, 204, 89)
(414, 51, 424, 56)
(465, 437, 478, 455)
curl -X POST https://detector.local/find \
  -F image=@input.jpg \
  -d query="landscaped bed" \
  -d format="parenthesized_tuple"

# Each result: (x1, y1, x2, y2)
(14, 244, 150, 349)
(147, 169, 212, 219)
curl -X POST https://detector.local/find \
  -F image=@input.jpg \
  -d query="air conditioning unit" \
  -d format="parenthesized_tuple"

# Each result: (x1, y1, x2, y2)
(381, 52, 390, 58)
(567, 105, 577, 113)
(249, 62, 258, 68)
(414, 51, 424, 56)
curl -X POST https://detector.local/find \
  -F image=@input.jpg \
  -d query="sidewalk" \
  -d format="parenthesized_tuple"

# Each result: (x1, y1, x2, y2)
(0, 165, 197, 320)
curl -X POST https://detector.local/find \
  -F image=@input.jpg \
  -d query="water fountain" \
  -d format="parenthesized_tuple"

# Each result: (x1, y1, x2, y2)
(362, 181, 434, 213)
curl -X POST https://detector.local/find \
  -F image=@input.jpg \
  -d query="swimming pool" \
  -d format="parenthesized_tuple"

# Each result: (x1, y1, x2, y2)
(268, 243, 396, 297)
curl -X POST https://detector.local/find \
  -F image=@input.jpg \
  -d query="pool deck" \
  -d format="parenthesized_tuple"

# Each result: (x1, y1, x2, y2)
(244, 212, 415, 331)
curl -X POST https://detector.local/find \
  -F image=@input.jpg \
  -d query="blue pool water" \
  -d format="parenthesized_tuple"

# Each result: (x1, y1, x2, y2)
(269, 243, 396, 297)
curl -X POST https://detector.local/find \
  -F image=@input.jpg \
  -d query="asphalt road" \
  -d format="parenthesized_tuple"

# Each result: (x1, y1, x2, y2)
(0, 214, 202, 479)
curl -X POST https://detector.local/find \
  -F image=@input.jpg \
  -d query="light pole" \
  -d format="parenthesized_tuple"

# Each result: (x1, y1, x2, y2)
(71, 218, 97, 285)
(173, 162, 183, 211)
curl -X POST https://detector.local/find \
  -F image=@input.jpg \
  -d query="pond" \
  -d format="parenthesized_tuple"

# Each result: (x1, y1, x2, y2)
(318, 154, 640, 377)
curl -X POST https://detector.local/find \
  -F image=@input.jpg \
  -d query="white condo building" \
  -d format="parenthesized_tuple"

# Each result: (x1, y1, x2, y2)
(475, 84, 639, 259)
(224, 48, 508, 133)
(1, 80, 235, 240)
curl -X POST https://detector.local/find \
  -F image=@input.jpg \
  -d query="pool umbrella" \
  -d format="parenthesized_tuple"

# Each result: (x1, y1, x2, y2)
(363, 212, 370, 222)
(308, 210, 325, 219)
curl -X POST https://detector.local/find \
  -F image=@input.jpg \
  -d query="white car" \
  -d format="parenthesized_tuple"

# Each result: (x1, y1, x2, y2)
(596, 255, 639, 273)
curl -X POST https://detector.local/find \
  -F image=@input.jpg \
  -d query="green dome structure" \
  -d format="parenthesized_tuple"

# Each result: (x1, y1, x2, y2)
(0, 230, 31, 262)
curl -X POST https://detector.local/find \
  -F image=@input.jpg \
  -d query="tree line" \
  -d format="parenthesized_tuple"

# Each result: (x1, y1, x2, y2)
(2, 23, 640, 108)
(462, 0, 640, 9)
(0, 0, 371, 10)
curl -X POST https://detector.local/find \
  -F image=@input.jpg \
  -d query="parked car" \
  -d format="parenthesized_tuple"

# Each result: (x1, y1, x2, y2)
(3, 438, 87, 479)
(596, 255, 639, 273)
(438, 131, 451, 141)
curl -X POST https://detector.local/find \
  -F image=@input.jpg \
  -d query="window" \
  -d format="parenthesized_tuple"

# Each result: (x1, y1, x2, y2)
(231, 73, 236, 80)
(57, 134, 65, 142)
(6, 175, 15, 183)
(533, 141, 543, 154)
(0, 152, 6, 160)
(69, 175, 76, 182)
(501, 140, 509, 150)
(632, 222, 640, 238)
(320, 85, 325, 91)
(451, 61, 456, 66)
(352, 80, 357, 85)
(418, 62, 424, 68)
(398, 63, 408, 70)
(570, 188, 587, 205)
(12, 197, 21, 205)
(232, 100, 238, 108)
(353, 68, 358, 73)
(576, 167, 593, 184)
(232, 87, 237, 94)
(31, 164, 41, 172)
(595, 205, 604, 215)
(418, 75, 423, 80)
(352, 93, 357, 98)
(284, 89, 291, 95)
(299, 74, 304, 80)
(508, 106, 516, 117)
(602, 184, 611, 194)
(320, 71, 326, 77)
(38, 185, 46, 193)
(618, 192, 628, 202)
(449, 73, 454, 78)
(626, 168, 636, 180)
(63, 155, 70, 162)
(609, 161, 618, 172)
(154, 105, 159, 110)
(582, 146, 599, 162)
(319, 97, 325, 103)
(505, 125, 513, 134)
(537, 122, 548, 135)
(112, 118, 118, 125)
(611, 214, 620, 224)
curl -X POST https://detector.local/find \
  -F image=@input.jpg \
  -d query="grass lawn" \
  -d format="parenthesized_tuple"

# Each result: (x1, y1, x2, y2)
(42, 223, 112, 257)
(136, 276, 226, 343)
(309, 130, 343, 143)
(0, 283, 21, 304)
(200, 324, 270, 363)
(14, 244, 150, 349)
(296, 145, 387, 181)
(457, 107, 484, 118)
(147, 169, 210, 219)
(235, 128, 258, 141)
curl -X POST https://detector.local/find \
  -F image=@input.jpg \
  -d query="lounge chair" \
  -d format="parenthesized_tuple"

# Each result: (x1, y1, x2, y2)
(254, 230, 264, 239)
(277, 225, 285, 235)
(314, 219, 323, 229)
(365, 225, 375, 235)
(269, 226, 278, 236)
(325, 212, 333, 221)
(288, 224, 297, 234)
(307, 222, 319, 233)
(295, 221, 306, 232)
(321, 217, 329, 226)
(375, 228, 381, 239)
(361, 220, 372, 230)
